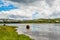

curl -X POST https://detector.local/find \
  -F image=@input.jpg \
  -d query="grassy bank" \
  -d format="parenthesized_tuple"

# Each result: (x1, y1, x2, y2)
(0, 26, 32, 40)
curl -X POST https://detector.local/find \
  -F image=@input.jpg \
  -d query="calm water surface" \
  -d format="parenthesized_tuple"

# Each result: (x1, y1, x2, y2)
(1, 23, 60, 40)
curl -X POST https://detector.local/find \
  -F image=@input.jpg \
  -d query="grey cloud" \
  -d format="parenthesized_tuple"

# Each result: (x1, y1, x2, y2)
(9, 0, 40, 3)
(8, 0, 55, 6)
(9, 14, 29, 18)
(49, 11, 60, 18)
(45, 0, 55, 6)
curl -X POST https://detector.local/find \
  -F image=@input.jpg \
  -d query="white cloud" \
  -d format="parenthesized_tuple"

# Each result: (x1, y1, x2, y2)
(0, 9, 32, 19)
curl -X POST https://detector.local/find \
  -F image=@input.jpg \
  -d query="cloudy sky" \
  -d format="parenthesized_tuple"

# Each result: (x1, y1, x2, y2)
(0, 0, 60, 20)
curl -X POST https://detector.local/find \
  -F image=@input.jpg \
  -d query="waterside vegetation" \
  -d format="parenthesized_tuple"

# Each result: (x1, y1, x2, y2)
(0, 26, 32, 40)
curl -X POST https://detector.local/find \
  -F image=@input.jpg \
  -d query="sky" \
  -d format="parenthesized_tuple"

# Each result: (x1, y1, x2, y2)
(0, 0, 60, 20)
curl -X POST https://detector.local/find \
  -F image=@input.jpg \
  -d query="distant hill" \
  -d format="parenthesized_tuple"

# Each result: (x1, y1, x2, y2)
(0, 18, 60, 23)
(19, 18, 60, 23)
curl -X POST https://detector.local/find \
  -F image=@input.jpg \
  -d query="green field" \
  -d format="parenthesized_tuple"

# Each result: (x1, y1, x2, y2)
(0, 26, 32, 40)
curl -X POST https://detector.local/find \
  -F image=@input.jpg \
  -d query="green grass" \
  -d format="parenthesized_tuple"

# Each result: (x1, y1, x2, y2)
(0, 26, 32, 40)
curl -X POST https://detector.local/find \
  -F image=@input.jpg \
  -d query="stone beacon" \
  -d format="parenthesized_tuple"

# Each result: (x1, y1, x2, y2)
(26, 25, 30, 30)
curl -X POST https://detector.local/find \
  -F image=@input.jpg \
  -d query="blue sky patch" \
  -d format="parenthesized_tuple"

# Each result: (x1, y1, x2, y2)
(0, 0, 17, 11)
(32, 12, 39, 19)
(0, 0, 4, 4)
